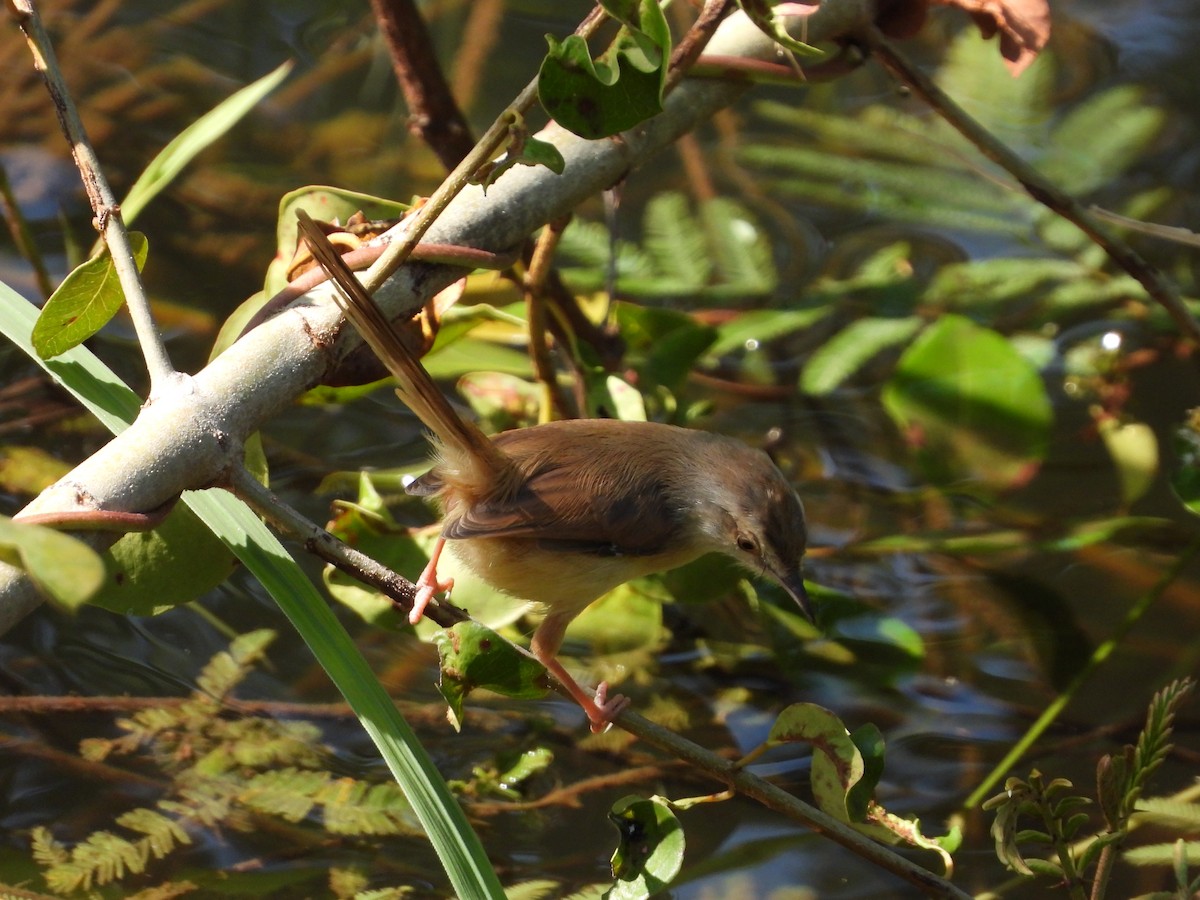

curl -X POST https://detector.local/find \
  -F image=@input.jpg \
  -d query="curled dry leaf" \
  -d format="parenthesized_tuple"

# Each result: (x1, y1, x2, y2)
(945, 0, 1051, 76)
(876, 0, 1051, 76)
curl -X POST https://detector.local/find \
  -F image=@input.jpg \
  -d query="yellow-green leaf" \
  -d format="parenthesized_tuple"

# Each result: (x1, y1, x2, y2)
(32, 232, 149, 359)
(0, 515, 105, 610)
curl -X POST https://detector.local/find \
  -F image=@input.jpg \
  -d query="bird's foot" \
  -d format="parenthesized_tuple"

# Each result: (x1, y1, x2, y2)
(410, 536, 452, 625)
(586, 682, 631, 734)
(537, 652, 631, 733)
(410, 573, 454, 625)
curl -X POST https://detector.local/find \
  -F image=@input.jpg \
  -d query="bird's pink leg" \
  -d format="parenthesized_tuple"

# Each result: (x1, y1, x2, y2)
(532, 613, 630, 733)
(411, 536, 454, 624)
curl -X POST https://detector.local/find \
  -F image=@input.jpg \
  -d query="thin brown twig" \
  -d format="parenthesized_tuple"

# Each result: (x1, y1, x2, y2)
(524, 217, 573, 421)
(368, 0, 476, 170)
(618, 710, 971, 899)
(861, 24, 1200, 345)
(0, 734, 166, 789)
(466, 763, 675, 816)
(449, 0, 505, 113)
(0, 162, 54, 299)
(666, 0, 735, 94)
(8, 0, 179, 393)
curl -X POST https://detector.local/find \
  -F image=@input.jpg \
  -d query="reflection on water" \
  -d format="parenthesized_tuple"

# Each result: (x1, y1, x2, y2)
(1, 1, 1198, 897)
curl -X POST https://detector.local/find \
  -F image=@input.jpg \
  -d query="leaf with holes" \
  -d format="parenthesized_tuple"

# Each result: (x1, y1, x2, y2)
(538, 0, 670, 139)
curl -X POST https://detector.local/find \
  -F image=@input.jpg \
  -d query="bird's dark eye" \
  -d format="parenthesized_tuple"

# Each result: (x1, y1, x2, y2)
(736, 534, 759, 555)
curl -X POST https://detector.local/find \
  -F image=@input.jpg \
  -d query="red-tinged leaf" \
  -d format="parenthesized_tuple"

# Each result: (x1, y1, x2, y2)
(770, 703, 864, 821)
(933, 0, 1051, 76)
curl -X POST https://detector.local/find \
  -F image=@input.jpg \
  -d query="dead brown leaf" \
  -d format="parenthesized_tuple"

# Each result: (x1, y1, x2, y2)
(874, 0, 1051, 76)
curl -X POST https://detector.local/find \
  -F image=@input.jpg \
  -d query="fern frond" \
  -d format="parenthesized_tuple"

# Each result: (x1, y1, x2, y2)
(29, 826, 67, 869)
(1124, 841, 1200, 867)
(195, 628, 275, 702)
(223, 718, 323, 769)
(319, 779, 418, 836)
(115, 808, 191, 859)
(643, 193, 710, 288)
(701, 198, 775, 295)
(240, 767, 330, 822)
(1125, 678, 1195, 818)
(1133, 797, 1200, 830)
(125, 880, 200, 900)
(43, 829, 149, 893)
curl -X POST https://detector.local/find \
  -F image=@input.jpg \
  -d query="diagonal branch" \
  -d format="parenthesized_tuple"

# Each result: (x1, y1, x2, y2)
(861, 24, 1200, 344)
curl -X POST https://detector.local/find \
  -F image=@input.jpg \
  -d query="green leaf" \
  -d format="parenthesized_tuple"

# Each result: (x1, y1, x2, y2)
(700, 198, 777, 295)
(1171, 410, 1200, 516)
(705, 307, 829, 359)
(607, 795, 684, 898)
(591, 374, 648, 423)
(519, 136, 567, 174)
(424, 336, 534, 380)
(846, 723, 886, 820)
(1023, 858, 1066, 878)
(538, 1, 671, 140)
(565, 575, 667, 654)
(830, 613, 925, 664)
(120, 61, 293, 225)
(0, 515, 105, 610)
(476, 118, 567, 190)
(497, 748, 555, 788)
(801, 316, 924, 395)
(985, 778, 1036, 874)
(769, 703, 864, 822)
(736, 0, 823, 57)
(32, 232, 149, 358)
(88, 501, 239, 616)
(615, 302, 716, 392)
(0, 445, 71, 494)
(865, 805, 959, 872)
(881, 314, 1052, 491)
(433, 621, 548, 731)
(1097, 415, 1159, 507)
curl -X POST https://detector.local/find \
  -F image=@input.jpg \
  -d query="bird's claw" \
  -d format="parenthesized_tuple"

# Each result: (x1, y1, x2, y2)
(410, 574, 453, 625)
(587, 681, 631, 734)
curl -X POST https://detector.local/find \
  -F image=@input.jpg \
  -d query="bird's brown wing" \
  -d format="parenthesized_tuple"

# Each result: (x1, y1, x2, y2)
(440, 424, 684, 557)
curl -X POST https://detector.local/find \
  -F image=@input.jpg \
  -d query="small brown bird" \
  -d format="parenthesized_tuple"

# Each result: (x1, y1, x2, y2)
(298, 212, 812, 731)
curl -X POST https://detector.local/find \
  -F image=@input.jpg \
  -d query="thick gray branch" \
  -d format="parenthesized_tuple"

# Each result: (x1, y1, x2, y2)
(0, 3, 875, 632)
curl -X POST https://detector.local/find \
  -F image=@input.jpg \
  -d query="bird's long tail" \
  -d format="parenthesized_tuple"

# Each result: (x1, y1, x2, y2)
(295, 209, 510, 480)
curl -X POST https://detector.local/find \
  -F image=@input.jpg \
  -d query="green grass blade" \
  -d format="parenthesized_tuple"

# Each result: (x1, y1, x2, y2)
(120, 60, 294, 225)
(0, 282, 503, 898)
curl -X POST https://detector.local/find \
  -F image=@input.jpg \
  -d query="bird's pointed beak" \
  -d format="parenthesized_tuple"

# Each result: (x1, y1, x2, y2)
(774, 565, 814, 623)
